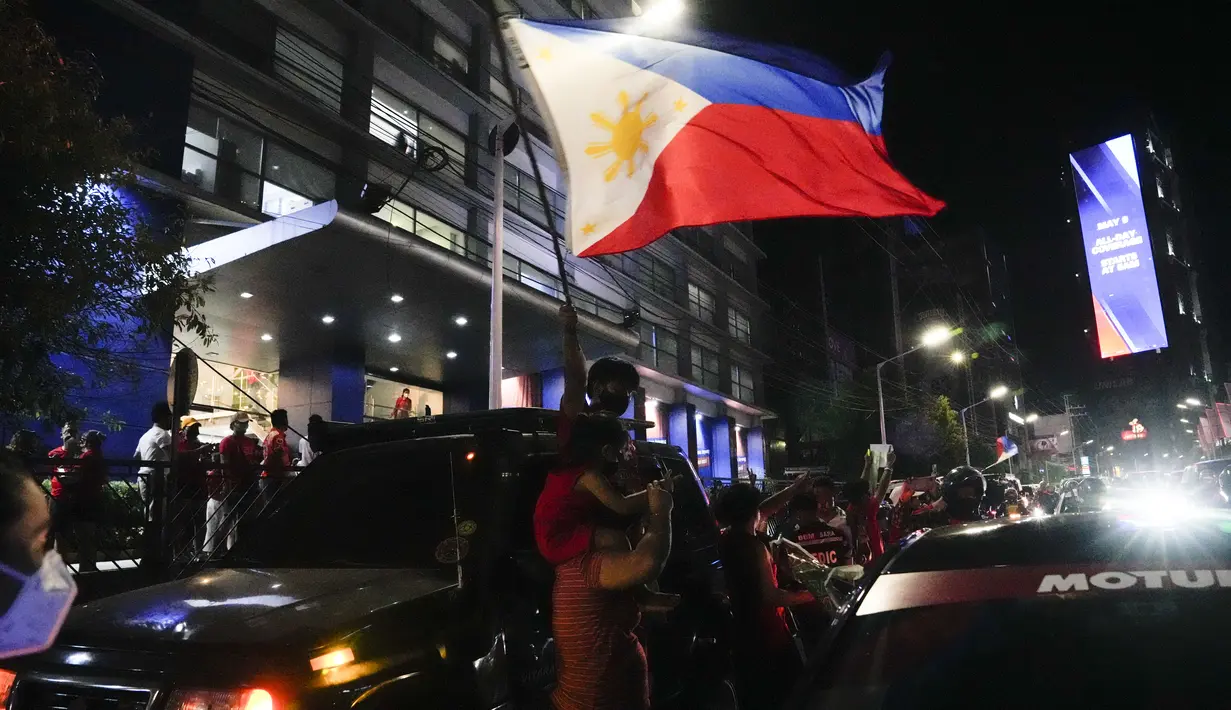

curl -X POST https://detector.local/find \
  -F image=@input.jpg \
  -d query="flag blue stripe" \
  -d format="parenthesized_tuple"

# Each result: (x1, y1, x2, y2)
(522, 20, 884, 135)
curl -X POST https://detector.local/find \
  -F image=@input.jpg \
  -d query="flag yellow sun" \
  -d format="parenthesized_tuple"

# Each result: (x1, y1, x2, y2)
(585, 91, 658, 182)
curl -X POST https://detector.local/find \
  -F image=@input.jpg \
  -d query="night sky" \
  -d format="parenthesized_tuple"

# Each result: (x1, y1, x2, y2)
(703, 1, 1230, 396)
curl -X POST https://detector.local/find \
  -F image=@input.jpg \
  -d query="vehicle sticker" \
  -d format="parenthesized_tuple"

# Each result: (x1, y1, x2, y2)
(435, 537, 470, 564)
(458, 520, 478, 536)
(857, 565, 1231, 616)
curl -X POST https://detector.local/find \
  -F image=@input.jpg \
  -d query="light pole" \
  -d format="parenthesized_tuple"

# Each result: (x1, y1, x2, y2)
(876, 326, 956, 444)
(961, 385, 1009, 466)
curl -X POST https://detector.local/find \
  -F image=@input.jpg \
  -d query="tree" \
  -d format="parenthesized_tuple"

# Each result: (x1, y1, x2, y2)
(924, 395, 968, 472)
(0, 0, 211, 427)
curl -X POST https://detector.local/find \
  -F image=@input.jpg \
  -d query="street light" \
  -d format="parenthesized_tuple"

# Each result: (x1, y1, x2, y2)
(1186, 397, 1203, 407)
(1008, 412, 1026, 425)
(950, 350, 967, 364)
(1060, 430, 1070, 436)
(1026, 413, 1039, 423)
(1177, 404, 1188, 409)
(960, 384, 1010, 466)
(1180, 418, 1190, 424)
(875, 326, 958, 444)
(1106, 446, 1115, 452)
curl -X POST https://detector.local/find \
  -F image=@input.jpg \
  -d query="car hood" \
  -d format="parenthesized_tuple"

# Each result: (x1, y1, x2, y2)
(61, 567, 456, 645)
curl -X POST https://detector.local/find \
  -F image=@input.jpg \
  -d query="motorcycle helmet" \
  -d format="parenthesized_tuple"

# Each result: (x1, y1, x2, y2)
(942, 466, 987, 522)
(1004, 487, 1021, 503)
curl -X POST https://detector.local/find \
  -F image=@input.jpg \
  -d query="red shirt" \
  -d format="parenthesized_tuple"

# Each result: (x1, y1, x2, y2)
(848, 497, 885, 562)
(212, 434, 257, 499)
(551, 552, 648, 710)
(262, 429, 291, 479)
(177, 438, 208, 496)
(76, 449, 108, 501)
(47, 446, 74, 498)
(534, 465, 597, 565)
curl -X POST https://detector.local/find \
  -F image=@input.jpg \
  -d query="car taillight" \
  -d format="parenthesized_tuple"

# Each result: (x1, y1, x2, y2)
(165, 688, 274, 710)
(0, 669, 15, 705)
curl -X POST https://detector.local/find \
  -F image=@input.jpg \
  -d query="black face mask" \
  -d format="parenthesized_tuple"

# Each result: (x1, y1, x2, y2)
(949, 498, 981, 521)
(594, 391, 631, 416)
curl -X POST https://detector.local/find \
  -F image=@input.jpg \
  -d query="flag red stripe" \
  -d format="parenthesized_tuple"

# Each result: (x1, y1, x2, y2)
(579, 104, 944, 257)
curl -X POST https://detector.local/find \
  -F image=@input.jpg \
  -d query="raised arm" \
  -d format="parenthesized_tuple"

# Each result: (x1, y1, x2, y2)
(576, 469, 648, 517)
(861, 450, 876, 486)
(875, 451, 897, 502)
(595, 480, 673, 590)
(759, 475, 807, 519)
(560, 305, 588, 418)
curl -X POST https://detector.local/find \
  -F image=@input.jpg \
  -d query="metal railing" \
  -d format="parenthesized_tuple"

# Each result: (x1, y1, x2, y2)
(29, 458, 303, 578)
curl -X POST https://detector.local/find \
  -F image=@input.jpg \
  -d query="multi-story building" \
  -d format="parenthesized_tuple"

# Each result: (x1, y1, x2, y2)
(1061, 113, 1215, 465)
(40, 0, 772, 479)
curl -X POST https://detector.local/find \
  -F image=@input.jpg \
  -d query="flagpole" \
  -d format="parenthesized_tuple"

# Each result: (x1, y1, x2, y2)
(490, 129, 507, 409)
(487, 2, 572, 305)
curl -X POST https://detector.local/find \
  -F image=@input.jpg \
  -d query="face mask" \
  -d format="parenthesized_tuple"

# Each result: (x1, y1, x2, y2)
(594, 391, 631, 416)
(0, 551, 77, 659)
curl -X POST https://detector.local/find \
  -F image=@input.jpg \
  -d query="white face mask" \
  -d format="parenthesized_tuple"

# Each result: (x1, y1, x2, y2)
(0, 551, 77, 659)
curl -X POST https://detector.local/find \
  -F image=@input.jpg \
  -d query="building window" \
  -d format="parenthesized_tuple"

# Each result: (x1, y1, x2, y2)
(273, 27, 343, 113)
(182, 103, 334, 216)
(490, 74, 514, 108)
(1164, 147, 1174, 168)
(728, 307, 752, 344)
(1178, 293, 1186, 315)
(432, 31, 470, 83)
(1156, 175, 1165, 199)
(560, 0, 599, 18)
(375, 198, 475, 258)
(1166, 228, 1176, 257)
(640, 323, 678, 374)
(688, 282, 715, 324)
(731, 364, 755, 402)
(691, 339, 720, 390)
(370, 86, 467, 163)
(606, 252, 676, 299)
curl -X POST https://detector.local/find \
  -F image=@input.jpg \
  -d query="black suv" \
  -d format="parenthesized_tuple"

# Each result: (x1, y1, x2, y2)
(1, 409, 735, 709)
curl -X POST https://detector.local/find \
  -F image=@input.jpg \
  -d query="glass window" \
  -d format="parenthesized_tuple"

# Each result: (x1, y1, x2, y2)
(688, 282, 716, 324)
(433, 31, 470, 81)
(420, 114, 467, 162)
(1156, 175, 1165, 199)
(263, 142, 334, 202)
(273, 27, 343, 113)
(182, 147, 217, 192)
(1178, 293, 1186, 315)
(640, 322, 679, 374)
(731, 364, 755, 402)
(415, 209, 468, 255)
(182, 104, 265, 210)
(490, 74, 514, 107)
(374, 197, 418, 234)
(691, 342, 720, 390)
(370, 85, 419, 153)
(261, 181, 312, 216)
(728, 307, 752, 344)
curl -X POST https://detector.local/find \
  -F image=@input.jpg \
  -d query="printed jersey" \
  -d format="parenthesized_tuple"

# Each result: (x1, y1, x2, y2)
(789, 520, 853, 567)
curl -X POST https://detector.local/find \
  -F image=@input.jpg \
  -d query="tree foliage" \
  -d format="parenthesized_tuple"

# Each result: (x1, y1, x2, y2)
(0, 0, 211, 426)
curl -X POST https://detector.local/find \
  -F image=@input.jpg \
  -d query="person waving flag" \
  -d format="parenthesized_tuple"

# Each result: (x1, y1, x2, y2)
(504, 18, 944, 257)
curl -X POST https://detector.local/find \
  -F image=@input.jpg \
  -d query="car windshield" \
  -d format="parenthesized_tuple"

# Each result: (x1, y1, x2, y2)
(223, 437, 479, 568)
(801, 589, 1231, 708)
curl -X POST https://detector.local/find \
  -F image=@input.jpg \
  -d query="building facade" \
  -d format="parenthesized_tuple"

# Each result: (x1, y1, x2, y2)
(42, 0, 771, 478)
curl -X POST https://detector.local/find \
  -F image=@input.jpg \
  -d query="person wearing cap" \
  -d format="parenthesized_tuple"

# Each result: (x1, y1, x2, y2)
(134, 402, 173, 520)
(176, 417, 210, 554)
(206, 412, 258, 555)
(260, 409, 292, 509)
(73, 431, 108, 572)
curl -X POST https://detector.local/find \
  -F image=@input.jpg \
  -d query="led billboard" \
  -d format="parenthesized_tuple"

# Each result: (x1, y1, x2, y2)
(1069, 134, 1168, 358)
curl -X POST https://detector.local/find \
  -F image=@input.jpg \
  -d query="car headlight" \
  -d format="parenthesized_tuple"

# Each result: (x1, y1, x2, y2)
(0, 669, 15, 706)
(165, 688, 275, 710)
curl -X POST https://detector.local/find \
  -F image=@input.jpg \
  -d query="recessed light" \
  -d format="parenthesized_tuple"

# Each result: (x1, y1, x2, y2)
(261, 333, 273, 341)
(391, 294, 404, 303)
(321, 315, 335, 324)
(388, 333, 402, 343)
(389, 366, 399, 372)
(240, 292, 254, 299)
(446, 351, 458, 360)
(453, 315, 469, 326)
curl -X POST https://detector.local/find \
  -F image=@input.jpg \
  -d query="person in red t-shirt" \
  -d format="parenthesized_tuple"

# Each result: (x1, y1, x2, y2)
(260, 409, 292, 511)
(74, 431, 108, 572)
(205, 412, 258, 555)
(392, 388, 413, 420)
(844, 450, 895, 564)
(46, 423, 80, 554)
(176, 417, 211, 554)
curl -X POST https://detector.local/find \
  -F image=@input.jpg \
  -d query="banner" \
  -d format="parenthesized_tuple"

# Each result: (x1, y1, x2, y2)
(1207, 409, 1223, 440)
(1218, 403, 1231, 440)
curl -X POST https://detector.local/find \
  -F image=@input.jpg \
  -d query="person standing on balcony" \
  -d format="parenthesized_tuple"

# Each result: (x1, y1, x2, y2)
(74, 431, 108, 573)
(134, 402, 173, 520)
(298, 414, 324, 467)
(206, 412, 257, 555)
(260, 409, 292, 510)
(393, 388, 413, 419)
(46, 423, 80, 555)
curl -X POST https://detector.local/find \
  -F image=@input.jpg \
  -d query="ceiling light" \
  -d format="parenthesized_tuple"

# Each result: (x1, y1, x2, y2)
(446, 351, 458, 360)
(321, 315, 335, 324)
(453, 315, 469, 326)
(391, 294, 404, 303)
(389, 366, 398, 372)
(1186, 397, 1202, 406)
(260, 333, 273, 342)
(694, 412, 704, 422)
(240, 292, 254, 299)
(388, 333, 402, 343)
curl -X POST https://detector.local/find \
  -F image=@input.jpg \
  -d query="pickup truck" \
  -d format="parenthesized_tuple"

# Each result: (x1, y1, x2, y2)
(0, 409, 736, 709)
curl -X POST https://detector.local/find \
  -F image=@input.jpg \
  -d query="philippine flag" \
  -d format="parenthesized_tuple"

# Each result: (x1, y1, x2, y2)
(505, 18, 945, 257)
(995, 436, 1020, 465)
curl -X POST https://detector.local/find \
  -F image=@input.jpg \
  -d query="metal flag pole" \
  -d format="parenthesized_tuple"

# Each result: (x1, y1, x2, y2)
(486, 1, 572, 305)
(489, 123, 520, 409)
